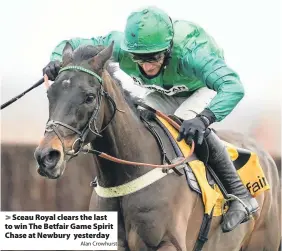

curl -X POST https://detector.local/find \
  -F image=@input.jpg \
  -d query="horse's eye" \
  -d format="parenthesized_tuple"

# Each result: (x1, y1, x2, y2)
(85, 94, 95, 104)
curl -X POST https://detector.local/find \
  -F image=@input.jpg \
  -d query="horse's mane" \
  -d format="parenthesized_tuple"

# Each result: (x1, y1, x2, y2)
(73, 45, 145, 117)
(106, 63, 145, 116)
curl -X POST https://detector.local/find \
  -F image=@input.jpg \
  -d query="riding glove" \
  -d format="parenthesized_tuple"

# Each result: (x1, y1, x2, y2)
(42, 60, 61, 81)
(177, 108, 216, 145)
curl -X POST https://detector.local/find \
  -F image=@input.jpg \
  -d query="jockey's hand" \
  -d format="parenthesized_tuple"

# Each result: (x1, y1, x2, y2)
(177, 117, 207, 145)
(176, 108, 216, 145)
(42, 60, 61, 81)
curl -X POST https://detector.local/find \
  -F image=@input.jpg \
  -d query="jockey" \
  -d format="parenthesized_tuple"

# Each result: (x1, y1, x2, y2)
(43, 6, 258, 232)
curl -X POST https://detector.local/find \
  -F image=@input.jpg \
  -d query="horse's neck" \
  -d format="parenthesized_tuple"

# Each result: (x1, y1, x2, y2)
(94, 76, 162, 187)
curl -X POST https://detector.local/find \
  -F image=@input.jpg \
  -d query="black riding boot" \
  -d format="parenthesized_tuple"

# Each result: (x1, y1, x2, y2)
(204, 129, 259, 233)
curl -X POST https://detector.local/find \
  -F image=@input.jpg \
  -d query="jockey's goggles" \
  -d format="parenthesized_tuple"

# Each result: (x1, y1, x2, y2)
(130, 51, 165, 64)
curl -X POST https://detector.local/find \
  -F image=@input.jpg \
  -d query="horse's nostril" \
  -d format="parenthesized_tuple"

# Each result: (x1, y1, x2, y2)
(41, 149, 61, 170)
(45, 151, 57, 162)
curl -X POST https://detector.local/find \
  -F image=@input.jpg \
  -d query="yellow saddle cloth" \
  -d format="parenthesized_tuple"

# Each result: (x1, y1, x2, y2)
(157, 116, 270, 217)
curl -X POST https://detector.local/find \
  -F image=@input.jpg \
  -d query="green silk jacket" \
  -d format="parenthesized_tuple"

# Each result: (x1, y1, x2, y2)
(50, 20, 244, 122)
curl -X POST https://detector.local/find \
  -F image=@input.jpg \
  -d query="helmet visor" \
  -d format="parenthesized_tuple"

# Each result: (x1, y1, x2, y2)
(130, 51, 166, 64)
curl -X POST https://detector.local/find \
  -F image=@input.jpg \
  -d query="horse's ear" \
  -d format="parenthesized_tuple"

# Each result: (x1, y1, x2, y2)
(91, 41, 114, 70)
(62, 42, 73, 66)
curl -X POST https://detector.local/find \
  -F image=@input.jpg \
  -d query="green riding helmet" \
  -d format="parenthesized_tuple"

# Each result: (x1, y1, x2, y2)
(121, 6, 174, 54)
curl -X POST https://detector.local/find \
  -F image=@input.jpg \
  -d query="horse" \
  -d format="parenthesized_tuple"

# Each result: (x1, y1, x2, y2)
(34, 42, 281, 251)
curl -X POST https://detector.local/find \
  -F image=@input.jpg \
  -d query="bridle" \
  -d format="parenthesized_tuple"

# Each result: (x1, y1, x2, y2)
(44, 65, 195, 170)
(45, 65, 117, 157)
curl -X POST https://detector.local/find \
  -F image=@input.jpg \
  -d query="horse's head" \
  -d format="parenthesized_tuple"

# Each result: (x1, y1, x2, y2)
(34, 42, 114, 179)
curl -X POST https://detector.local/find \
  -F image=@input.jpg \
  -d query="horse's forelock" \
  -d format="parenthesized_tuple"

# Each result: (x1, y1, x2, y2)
(72, 45, 106, 63)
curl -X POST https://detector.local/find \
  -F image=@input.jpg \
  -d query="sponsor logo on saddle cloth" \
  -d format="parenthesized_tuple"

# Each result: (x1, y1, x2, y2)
(156, 116, 270, 217)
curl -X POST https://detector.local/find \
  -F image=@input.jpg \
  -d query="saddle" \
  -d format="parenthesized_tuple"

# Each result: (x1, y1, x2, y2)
(140, 110, 270, 217)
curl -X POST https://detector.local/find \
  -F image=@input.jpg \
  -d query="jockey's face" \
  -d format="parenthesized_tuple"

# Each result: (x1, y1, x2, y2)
(130, 51, 166, 77)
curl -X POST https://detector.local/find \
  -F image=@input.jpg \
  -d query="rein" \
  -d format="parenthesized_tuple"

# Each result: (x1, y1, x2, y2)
(45, 65, 195, 170)
(80, 142, 194, 171)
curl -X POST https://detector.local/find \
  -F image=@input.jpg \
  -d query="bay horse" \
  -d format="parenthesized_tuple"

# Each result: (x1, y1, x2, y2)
(34, 42, 281, 251)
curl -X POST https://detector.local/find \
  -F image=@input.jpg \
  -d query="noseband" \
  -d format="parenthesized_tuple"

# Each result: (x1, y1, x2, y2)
(45, 65, 117, 157)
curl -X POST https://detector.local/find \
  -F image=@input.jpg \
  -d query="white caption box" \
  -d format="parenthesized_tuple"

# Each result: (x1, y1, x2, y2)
(0, 211, 118, 250)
